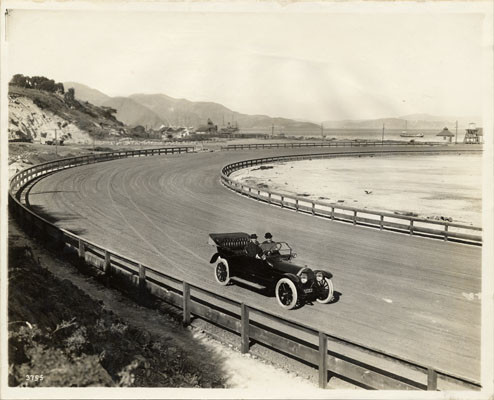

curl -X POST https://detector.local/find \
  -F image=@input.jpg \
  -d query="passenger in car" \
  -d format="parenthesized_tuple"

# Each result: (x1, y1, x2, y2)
(245, 234, 264, 259)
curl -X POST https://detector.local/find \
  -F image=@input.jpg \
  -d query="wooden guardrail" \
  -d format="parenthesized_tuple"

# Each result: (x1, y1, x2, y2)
(221, 141, 442, 151)
(8, 146, 481, 390)
(10, 146, 194, 197)
(220, 149, 482, 245)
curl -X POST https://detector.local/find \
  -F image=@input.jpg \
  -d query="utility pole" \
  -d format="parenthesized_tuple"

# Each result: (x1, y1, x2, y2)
(455, 120, 458, 144)
(271, 123, 274, 139)
(381, 123, 385, 146)
(55, 129, 58, 155)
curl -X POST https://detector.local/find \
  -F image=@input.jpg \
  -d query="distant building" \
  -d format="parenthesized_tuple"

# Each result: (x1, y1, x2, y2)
(159, 126, 191, 139)
(196, 118, 218, 134)
(463, 123, 483, 144)
(436, 127, 454, 142)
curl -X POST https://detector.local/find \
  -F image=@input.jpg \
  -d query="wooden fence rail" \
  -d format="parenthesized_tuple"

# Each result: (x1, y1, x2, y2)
(8, 146, 481, 390)
(221, 141, 442, 151)
(220, 149, 482, 245)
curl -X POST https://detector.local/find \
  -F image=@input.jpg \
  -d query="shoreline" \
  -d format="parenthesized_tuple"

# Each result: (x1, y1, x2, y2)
(230, 153, 482, 227)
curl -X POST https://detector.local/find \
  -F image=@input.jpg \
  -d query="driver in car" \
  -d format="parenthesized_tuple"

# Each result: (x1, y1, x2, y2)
(260, 232, 278, 255)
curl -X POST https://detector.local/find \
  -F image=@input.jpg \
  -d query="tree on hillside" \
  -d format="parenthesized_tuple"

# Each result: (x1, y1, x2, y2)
(10, 74, 65, 94)
(10, 74, 29, 88)
(130, 125, 146, 137)
(64, 88, 75, 103)
(54, 82, 65, 94)
(38, 79, 57, 92)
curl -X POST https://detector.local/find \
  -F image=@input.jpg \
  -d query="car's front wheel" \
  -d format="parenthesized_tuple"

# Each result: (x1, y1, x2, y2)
(275, 278, 298, 309)
(214, 258, 230, 286)
(316, 278, 334, 304)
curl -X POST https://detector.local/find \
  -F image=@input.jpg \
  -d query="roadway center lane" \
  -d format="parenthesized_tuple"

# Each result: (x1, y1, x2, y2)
(26, 148, 481, 380)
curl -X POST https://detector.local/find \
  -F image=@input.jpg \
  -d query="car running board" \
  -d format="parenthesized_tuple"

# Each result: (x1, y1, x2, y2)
(230, 277, 266, 290)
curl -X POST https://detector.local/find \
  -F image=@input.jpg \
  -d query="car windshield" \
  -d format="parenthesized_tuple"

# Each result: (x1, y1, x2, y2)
(276, 242, 292, 257)
(260, 241, 293, 258)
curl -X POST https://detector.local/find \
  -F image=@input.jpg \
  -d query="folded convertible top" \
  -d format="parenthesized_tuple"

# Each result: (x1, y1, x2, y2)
(208, 232, 250, 249)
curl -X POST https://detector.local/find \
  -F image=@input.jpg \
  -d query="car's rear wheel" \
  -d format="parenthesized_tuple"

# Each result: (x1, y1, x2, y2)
(316, 278, 334, 304)
(214, 258, 230, 286)
(275, 278, 298, 309)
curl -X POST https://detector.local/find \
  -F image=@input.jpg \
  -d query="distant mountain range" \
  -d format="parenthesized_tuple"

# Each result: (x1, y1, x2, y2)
(322, 114, 480, 130)
(64, 82, 321, 131)
(64, 82, 480, 131)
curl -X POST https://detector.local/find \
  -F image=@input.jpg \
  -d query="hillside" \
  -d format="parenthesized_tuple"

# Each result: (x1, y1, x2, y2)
(8, 85, 127, 143)
(129, 93, 321, 130)
(101, 97, 164, 128)
(61, 81, 481, 132)
(63, 81, 111, 105)
(65, 82, 321, 131)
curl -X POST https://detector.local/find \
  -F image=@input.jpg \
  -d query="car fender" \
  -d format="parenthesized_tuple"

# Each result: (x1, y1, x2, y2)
(282, 273, 301, 284)
(313, 270, 333, 280)
(210, 253, 221, 264)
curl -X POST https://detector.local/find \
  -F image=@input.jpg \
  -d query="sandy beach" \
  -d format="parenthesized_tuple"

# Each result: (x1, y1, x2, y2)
(230, 153, 482, 226)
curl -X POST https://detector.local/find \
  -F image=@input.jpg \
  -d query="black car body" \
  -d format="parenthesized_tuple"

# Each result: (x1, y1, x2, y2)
(208, 232, 334, 309)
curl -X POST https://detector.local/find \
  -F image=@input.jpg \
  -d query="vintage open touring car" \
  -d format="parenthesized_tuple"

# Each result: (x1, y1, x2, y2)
(208, 232, 334, 309)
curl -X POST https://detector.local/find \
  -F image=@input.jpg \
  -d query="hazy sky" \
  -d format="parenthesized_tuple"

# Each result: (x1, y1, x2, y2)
(5, 5, 490, 121)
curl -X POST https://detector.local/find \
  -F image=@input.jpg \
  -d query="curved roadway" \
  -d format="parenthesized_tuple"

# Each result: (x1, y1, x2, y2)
(26, 147, 481, 381)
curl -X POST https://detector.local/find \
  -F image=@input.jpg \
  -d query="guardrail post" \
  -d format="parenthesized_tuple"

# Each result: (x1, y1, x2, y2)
(183, 282, 191, 325)
(311, 202, 315, 215)
(295, 199, 299, 212)
(409, 220, 414, 235)
(280, 196, 284, 208)
(104, 251, 111, 275)
(331, 207, 335, 220)
(257, 190, 260, 201)
(240, 303, 250, 354)
(353, 210, 357, 225)
(268, 193, 272, 204)
(380, 215, 384, 230)
(78, 239, 85, 260)
(318, 332, 328, 389)
(427, 368, 437, 390)
(444, 224, 449, 241)
(138, 263, 147, 297)
(50, 227, 63, 249)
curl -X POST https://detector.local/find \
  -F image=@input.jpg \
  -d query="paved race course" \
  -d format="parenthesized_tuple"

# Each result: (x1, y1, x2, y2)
(26, 147, 481, 381)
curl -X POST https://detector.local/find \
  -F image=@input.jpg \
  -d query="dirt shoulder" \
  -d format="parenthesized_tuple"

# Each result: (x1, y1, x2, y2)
(7, 216, 318, 391)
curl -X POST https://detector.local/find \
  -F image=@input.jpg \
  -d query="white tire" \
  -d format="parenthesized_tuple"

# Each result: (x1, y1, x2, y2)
(275, 278, 298, 309)
(316, 278, 334, 304)
(214, 257, 230, 286)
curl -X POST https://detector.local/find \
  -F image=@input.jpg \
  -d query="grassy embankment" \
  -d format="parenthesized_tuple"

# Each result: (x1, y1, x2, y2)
(8, 218, 228, 387)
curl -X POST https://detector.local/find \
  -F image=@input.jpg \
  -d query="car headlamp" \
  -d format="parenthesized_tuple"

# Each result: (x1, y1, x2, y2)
(316, 272, 324, 282)
(300, 273, 308, 284)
